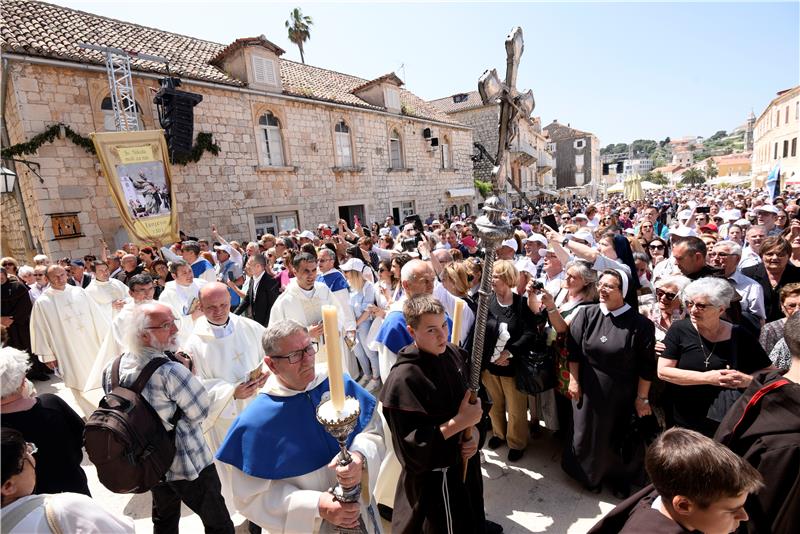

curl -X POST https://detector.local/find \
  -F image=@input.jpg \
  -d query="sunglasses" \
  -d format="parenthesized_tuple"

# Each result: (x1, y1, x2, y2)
(656, 288, 678, 301)
(685, 300, 711, 311)
(649, 244, 665, 250)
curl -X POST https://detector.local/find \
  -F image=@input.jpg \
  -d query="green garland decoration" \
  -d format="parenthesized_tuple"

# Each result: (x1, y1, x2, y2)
(171, 132, 221, 165)
(1, 123, 95, 158)
(2, 123, 221, 166)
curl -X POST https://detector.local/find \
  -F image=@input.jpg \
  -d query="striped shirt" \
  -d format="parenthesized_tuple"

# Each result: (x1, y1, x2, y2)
(102, 348, 213, 482)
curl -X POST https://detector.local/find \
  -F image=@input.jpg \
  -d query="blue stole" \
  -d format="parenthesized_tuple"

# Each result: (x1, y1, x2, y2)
(317, 270, 350, 293)
(215, 375, 376, 480)
(374, 309, 452, 355)
(191, 259, 213, 278)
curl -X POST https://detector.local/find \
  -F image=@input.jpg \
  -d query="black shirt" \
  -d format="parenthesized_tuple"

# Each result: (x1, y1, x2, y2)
(1, 394, 90, 495)
(662, 319, 771, 431)
(742, 262, 800, 321)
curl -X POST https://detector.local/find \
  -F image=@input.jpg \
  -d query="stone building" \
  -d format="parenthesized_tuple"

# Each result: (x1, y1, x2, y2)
(542, 120, 600, 193)
(752, 85, 800, 187)
(429, 91, 555, 208)
(0, 0, 475, 260)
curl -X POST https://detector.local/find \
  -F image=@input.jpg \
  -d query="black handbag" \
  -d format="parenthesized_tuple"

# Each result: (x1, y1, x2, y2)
(515, 348, 556, 395)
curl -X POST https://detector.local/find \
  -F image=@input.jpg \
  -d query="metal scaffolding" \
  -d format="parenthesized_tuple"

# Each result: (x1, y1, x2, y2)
(78, 43, 169, 132)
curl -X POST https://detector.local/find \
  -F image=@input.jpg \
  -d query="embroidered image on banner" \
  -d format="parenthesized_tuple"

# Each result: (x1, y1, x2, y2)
(91, 130, 179, 244)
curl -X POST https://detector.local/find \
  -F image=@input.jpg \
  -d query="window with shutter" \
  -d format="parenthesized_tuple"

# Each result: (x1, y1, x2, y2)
(441, 136, 451, 169)
(385, 88, 401, 111)
(389, 130, 403, 169)
(252, 56, 278, 86)
(334, 120, 353, 167)
(259, 112, 284, 166)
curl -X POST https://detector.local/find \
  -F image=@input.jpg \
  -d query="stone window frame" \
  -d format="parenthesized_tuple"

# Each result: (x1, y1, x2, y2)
(440, 133, 453, 170)
(331, 115, 357, 169)
(252, 104, 294, 171)
(249, 207, 302, 239)
(88, 79, 153, 133)
(387, 125, 407, 171)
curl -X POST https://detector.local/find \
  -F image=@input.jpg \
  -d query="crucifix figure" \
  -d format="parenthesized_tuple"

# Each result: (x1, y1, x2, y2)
(477, 26, 535, 197)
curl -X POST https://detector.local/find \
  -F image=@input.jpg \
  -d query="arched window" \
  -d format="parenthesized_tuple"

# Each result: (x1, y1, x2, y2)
(334, 120, 353, 167)
(440, 134, 451, 169)
(389, 129, 404, 169)
(259, 112, 285, 166)
(101, 96, 143, 131)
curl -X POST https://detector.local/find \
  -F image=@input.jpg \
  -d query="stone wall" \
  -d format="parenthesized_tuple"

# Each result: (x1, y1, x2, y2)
(2, 60, 474, 258)
(449, 106, 498, 181)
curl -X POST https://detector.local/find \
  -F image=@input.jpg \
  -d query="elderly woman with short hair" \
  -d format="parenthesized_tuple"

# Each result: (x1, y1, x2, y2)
(658, 277, 772, 437)
(742, 235, 800, 321)
(482, 260, 540, 462)
(758, 282, 800, 370)
(0, 347, 90, 495)
(650, 275, 691, 355)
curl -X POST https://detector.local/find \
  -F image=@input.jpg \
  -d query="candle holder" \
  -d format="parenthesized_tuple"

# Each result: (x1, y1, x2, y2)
(316, 396, 368, 533)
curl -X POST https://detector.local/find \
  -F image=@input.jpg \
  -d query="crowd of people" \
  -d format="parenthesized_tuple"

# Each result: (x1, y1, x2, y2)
(0, 185, 798, 533)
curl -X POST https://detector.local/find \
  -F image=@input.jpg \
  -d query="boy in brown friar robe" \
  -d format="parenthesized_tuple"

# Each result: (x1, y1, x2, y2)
(588, 428, 764, 534)
(380, 295, 486, 534)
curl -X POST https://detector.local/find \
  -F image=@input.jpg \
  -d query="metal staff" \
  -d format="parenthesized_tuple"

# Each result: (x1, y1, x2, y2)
(463, 196, 514, 481)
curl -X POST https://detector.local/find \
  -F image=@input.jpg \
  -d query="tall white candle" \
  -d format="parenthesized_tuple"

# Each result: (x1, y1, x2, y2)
(322, 305, 345, 411)
(451, 298, 465, 345)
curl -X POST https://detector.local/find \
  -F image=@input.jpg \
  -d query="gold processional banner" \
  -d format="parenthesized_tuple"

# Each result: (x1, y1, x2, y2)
(91, 130, 179, 244)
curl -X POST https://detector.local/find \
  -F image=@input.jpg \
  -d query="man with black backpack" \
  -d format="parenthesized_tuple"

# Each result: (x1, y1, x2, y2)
(99, 302, 234, 534)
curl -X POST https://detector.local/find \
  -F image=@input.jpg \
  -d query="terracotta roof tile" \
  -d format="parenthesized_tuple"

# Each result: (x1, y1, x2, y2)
(429, 91, 491, 114)
(1, 0, 460, 125)
(352, 72, 403, 94)
(210, 35, 285, 66)
(543, 121, 592, 141)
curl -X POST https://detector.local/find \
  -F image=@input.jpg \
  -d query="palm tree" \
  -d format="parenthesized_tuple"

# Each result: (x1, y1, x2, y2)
(285, 8, 313, 64)
(682, 167, 705, 186)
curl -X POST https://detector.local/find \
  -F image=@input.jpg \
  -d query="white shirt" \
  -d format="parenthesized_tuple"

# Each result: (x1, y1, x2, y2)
(729, 270, 766, 319)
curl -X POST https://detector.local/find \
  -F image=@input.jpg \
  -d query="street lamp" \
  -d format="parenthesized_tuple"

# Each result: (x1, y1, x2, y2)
(0, 166, 16, 194)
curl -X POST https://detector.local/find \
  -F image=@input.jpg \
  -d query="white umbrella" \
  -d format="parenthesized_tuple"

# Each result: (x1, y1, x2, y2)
(640, 181, 662, 190)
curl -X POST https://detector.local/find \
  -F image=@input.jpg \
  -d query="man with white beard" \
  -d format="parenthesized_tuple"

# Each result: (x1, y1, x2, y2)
(84, 261, 129, 321)
(159, 260, 208, 346)
(86, 273, 156, 390)
(103, 303, 234, 534)
(30, 265, 109, 391)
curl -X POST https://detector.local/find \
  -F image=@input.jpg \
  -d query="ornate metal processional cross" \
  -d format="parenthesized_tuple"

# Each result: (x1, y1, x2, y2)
(465, 28, 534, 442)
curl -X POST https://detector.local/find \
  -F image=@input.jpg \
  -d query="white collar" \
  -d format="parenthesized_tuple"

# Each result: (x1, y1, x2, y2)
(261, 365, 328, 397)
(252, 271, 265, 285)
(599, 302, 631, 316)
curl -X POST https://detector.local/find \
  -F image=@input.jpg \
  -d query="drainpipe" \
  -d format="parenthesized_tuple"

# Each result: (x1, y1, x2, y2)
(1, 58, 41, 255)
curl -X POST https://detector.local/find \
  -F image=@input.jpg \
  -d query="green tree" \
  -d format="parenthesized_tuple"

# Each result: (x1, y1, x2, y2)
(708, 130, 727, 142)
(630, 139, 657, 157)
(285, 8, 313, 64)
(682, 167, 705, 186)
(474, 179, 493, 198)
(648, 170, 668, 185)
(705, 158, 718, 179)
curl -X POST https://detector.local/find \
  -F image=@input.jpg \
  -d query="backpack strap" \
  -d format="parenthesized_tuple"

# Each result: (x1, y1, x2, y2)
(111, 355, 123, 390)
(129, 357, 171, 394)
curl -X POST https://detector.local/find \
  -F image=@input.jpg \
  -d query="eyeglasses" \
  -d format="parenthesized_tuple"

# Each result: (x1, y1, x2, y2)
(271, 342, 318, 364)
(34, 273, 45, 277)
(685, 300, 712, 311)
(649, 244, 665, 250)
(656, 289, 678, 301)
(145, 318, 177, 330)
(596, 282, 620, 291)
(707, 251, 731, 258)
(1, 262, 14, 267)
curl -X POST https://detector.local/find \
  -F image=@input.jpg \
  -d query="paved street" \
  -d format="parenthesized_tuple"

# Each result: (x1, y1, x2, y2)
(35, 376, 618, 533)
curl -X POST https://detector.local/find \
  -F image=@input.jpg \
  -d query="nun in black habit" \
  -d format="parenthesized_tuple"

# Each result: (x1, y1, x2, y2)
(563, 269, 656, 496)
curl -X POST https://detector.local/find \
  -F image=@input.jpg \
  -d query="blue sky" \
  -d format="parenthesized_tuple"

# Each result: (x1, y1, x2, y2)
(50, 1, 799, 146)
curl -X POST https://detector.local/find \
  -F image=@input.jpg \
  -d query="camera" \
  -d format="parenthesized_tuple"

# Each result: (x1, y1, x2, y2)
(400, 237, 418, 252)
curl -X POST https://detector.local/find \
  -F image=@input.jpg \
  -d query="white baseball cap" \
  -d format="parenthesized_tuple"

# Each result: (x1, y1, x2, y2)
(523, 233, 548, 246)
(756, 204, 780, 215)
(500, 238, 518, 252)
(339, 258, 365, 272)
(298, 230, 315, 240)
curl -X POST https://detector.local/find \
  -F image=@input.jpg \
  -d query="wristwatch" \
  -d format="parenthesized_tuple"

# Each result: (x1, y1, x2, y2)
(636, 396, 649, 404)
(561, 238, 570, 248)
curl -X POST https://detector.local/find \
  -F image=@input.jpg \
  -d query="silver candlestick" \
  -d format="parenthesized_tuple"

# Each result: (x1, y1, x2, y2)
(316, 396, 368, 534)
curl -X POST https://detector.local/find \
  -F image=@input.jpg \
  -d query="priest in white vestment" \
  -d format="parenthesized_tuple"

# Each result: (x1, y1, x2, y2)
(84, 261, 129, 322)
(158, 260, 207, 347)
(85, 273, 156, 391)
(29, 265, 109, 391)
(269, 252, 358, 376)
(183, 283, 268, 514)
(215, 320, 384, 533)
